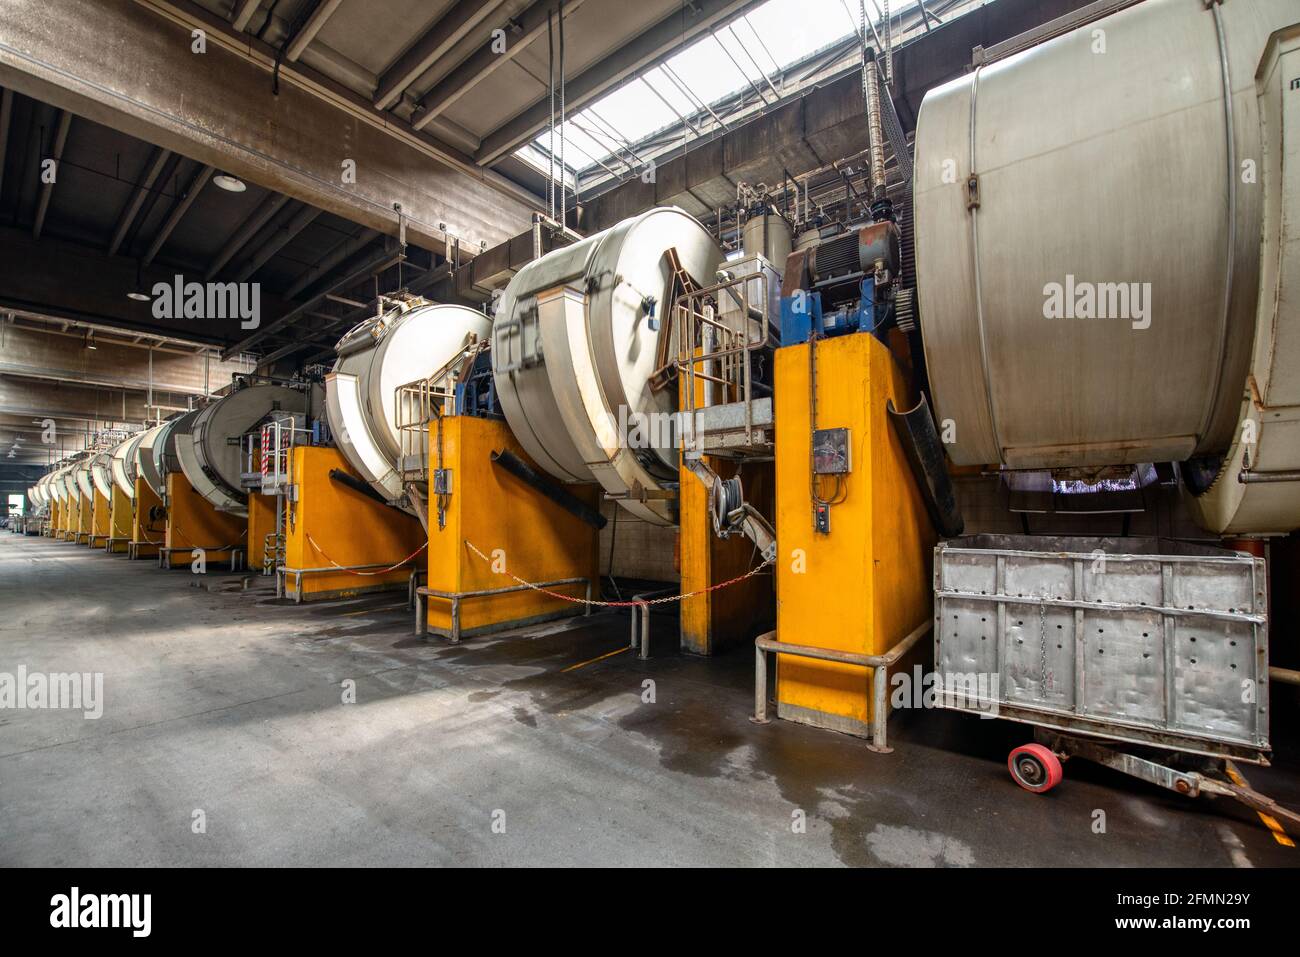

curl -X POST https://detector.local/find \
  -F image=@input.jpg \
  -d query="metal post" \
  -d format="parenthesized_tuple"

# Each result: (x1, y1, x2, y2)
(414, 591, 427, 637)
(870, 664, 890, 753)
(638, 601, 651, 660)
(753, 645, 769, 723)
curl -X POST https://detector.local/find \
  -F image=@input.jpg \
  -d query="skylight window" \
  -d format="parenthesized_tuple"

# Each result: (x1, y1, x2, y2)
(514, 1, 943, 192)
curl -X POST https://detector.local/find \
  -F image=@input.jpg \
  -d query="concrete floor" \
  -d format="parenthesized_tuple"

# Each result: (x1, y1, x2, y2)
(2, 533, 1297, 867)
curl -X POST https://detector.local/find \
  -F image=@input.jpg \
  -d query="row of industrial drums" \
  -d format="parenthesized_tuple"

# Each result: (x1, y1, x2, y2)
(25, 415, 191, 524)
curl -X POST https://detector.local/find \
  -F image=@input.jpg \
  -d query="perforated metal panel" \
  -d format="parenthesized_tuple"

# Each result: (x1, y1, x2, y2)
(934, 535, 1269, 760)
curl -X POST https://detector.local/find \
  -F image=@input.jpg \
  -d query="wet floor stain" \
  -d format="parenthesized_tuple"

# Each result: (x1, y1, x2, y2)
(863, 823, 975, 867)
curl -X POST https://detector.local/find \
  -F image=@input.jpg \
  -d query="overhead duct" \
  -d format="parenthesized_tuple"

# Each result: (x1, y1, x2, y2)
(492, 206, 722, 525)
(326, 299, 492, 511)
(913, 0, 1300, 533)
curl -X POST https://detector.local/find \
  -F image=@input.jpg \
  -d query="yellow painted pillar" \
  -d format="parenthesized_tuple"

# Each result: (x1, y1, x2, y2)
(773, 334, 935, 736)
(246, 492, 276, 574)
(90, 490, 111, 547)
(76, 493, 92, 543)
(107, 484, 132, 553)
(281, 446, 424, 601)
(679, 456, 775, 655)
(164, 472, 246, 567)
(131, 477, 164, 557)
(425, 416, 599, 638)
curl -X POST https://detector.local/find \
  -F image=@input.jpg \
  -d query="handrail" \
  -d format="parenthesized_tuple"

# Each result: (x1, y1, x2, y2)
(753, 615, 933, 753)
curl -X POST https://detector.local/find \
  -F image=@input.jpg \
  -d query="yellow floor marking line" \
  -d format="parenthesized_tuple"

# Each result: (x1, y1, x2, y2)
(339, 602, 409, 618)
(561, 646, 630, 673)
(1226, 762, 1294, 847)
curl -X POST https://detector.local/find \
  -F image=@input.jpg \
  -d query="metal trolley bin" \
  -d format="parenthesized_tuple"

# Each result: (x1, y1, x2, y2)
(933, 535, 1297, 827)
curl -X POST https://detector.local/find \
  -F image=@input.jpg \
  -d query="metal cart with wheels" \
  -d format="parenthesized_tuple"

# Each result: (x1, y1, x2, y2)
(934, 535, 1299, 828)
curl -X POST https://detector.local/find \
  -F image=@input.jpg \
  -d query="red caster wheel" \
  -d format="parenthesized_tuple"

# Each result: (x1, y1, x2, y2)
(1008, 743, 1063, 793)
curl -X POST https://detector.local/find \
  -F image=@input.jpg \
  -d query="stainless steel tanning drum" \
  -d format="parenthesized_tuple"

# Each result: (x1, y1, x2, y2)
(492, 206, 722, 525)
(178, 385, 308, 514)
(912, 0, 1300, 536)
(327, 299, 491, 509)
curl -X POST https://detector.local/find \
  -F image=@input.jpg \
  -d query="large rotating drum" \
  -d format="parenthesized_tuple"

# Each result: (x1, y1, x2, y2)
(90, 448, 116, 500)
(492, 206, 722, 525)
(74, 459, 94, 501)
(327, 300, 491, 508)
(111, 432, 145, 499)
(914, 0, 1295, 473)
(48, 463, 72, 506)
(134, 419, 182, 499)
(177, 385, 307, 514)
(28, 474, 48, 509)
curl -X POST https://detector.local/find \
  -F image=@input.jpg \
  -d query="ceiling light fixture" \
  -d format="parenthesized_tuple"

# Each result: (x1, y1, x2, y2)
(127, 259, 151, 301)
(213, 173, 247, 193)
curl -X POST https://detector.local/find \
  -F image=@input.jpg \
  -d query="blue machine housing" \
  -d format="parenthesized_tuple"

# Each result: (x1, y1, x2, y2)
(779, 277, 877, 347)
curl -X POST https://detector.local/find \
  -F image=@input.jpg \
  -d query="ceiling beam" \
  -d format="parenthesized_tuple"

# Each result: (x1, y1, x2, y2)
(221, 244, 400, 359)
(108, 146, 171, 256)
(413, 0, 586, 131)
(204, 192, 287, 279)
(31, 109, 71, 239)
(475, 0, 759, 166)
(232, 202, 321, 282)
(0, 225, 295, 346)
(284, 0, 345, 62)
(0, 324, 247, 396)
(142, 162, 212, 265)
(372, 0, 507, 111)
(283, 226, 380, 299)
(0, 0, 538, 255)
(230, 0, 261, 32)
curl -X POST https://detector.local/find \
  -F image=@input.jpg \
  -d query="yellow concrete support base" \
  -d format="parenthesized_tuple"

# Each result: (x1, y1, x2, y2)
(774, 333, 935, 737)
(426, 416, 599, 639)
(130, 476, 164, 558)
(164, 471, 246, 569)
(246, 492, 276, 575)
(282, 446, 424, 602)
(89, 490, 111, 548)
(679, 457, 775, 655)
(75, 494, 92, 543)
(48, 500, 60, 537)
(106, 484, 132, 553)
